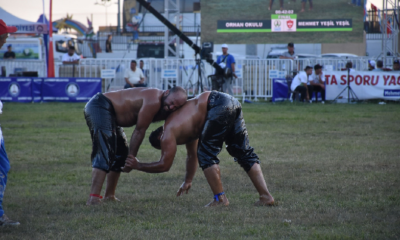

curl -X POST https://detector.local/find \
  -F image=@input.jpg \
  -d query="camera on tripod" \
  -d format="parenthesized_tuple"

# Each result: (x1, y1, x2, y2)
(206, 53, 233, 91)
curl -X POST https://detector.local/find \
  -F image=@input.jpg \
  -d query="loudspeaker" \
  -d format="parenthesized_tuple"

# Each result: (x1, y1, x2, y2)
(201, 41, 213, 60)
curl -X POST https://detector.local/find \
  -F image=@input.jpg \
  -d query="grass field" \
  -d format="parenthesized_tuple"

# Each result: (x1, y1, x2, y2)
(202, 0, 365, 44)
(0, 101, 399, 239)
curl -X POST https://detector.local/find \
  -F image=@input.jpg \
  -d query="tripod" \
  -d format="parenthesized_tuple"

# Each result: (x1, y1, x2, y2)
(333, 68, 359, 103)
(184, 55, 210, 97)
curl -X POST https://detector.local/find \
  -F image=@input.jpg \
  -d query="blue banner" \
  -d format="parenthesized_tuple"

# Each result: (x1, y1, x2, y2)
(32, 78, 43, 103)
(0, 78, 33, 102)
(0, 77, 101, 103)
(42, 78, 102, 102)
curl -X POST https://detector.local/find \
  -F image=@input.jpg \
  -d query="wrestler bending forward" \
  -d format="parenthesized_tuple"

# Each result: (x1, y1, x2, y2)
(123, 91, 274, 207)
(84, 87, 187, 205)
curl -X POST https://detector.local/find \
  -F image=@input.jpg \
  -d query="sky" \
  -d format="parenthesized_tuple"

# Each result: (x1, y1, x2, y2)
(0, 0, 385, 33)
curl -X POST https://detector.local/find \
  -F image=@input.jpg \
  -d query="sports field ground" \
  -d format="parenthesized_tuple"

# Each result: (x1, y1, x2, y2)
(0, 101, 399, 239)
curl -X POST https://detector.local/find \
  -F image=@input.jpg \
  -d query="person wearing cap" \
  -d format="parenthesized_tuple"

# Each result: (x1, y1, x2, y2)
(393, 59, 400, 71)
(0, 20, 20, 227)
(290, 66, 313, 102)
(3, 45, 15, 59)
(308, 64, 325, 104)
(372, 60, 384, 72)
(62, 46, 80, 65)
(279, 43, 296, 60)
(368, 60, 376, 71)
(216, 44, 236, 95)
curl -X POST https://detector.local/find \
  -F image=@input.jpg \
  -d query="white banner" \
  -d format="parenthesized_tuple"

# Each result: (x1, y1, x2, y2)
(324, 71, 400, 100)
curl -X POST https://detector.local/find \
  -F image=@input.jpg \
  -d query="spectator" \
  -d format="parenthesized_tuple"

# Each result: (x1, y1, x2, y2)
(280, 43, 296, 60)
(308, 64, 325, 104)
(124, 60, 146, 89)
(368, 60, 376, 71)
(105, 35, 112, 53)
(216, 44, 236, 95)
(139, 60, 148, 81)
(268, 0, 284, 10)
(290, 66, 313, 102)
(372, 60, 384, 71)
(301, 0, 313, 12)
(3, 45, 15, 59)
(0, 19, 19, 227)
(62, 46, 80, 64)
(392, 59, 400, 71)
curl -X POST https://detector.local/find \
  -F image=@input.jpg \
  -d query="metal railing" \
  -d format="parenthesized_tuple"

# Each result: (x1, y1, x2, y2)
(3, 57, 399, 100)
(0, 60, 46, 77)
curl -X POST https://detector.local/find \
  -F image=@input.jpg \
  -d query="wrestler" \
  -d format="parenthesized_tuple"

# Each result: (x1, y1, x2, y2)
(122, 91, 274, 207)
(84, 87, 187, 205)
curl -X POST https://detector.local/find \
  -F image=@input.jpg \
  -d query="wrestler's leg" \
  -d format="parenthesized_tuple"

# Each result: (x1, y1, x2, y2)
(87, 168, 106, 205)
(104, 171, 121, 201)
(268, 0, 273, 10)
(247, 163, 274, 206)
(203, 164, 229, 207)
(198, 103, 235, 207)
(226, 110, 274, 206)
(104, 127, 128, 202)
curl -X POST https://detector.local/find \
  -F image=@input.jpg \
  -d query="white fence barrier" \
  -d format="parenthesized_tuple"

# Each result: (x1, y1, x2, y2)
(2, 57, 395, 100)
(0, 60, 46, 77)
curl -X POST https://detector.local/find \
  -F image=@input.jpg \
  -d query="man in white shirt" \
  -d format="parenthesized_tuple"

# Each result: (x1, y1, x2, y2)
(124, 60, 145, 89)
(290, 66, 313, 102)
(62, 46, 80, 64)
(308, 64, 325, 103)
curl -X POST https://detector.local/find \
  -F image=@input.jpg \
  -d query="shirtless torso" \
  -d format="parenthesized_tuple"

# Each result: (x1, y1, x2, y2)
(104, 88, 166, 127)
(163, 91, 211, 145)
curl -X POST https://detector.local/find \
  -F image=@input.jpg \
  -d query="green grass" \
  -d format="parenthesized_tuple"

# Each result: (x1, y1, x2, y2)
(0, 101, 399, 239)
(202, 0, 365, 44)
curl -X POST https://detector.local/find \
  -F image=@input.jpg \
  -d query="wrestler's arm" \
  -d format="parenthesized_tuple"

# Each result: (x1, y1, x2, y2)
(177, 139, 199, 196)
(132, 131, 177, 173)
(128, 99, 160, 157)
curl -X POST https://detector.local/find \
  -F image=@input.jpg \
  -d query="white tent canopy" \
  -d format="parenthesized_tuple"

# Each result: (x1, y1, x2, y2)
(0, 7, 48, 34)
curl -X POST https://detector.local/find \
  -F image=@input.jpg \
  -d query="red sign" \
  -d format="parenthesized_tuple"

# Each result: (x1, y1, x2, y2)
(287, 20, 294, 29)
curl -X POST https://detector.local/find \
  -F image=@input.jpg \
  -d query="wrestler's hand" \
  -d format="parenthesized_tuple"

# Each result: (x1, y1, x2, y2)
(176, 181, 192, 197)
(121, 155, 139, 173)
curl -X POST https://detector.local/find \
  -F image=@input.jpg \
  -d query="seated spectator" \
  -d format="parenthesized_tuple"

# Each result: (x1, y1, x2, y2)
(308, 64, 325, 104)
(392, 59, 400, 71)
(124, 60, 146, 89)
(372, 60, 384, 71)
(368, 60, 375, 71)
(290, 66, 313, 102)
(3, 45, 15, 59)
(62, 46, 80, 64)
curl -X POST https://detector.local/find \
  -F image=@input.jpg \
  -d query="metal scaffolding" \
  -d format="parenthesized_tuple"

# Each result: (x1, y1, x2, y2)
(380, 0, 400, 65)
(164, 0, 181, 58)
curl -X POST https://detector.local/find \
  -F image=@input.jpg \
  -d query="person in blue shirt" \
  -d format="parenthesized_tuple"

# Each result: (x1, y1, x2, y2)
(216, 44, 236, 95)
(0, 101, 20, 226)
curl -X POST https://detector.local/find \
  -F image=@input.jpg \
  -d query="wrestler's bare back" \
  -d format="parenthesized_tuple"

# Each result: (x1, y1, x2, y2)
(104, 88, 163, 127)
(164, 91, 211, 145)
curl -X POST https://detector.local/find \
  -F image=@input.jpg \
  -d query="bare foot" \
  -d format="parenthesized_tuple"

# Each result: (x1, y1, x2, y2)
(254, 195, 275, 206)
(268, 7, 271, 10)
(86, 196, 102, 206)
(103, 196, 121, 202)
(205, 194, 229, 207)
(300, 9, 305, 12)
(309, 8, 313, 11)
